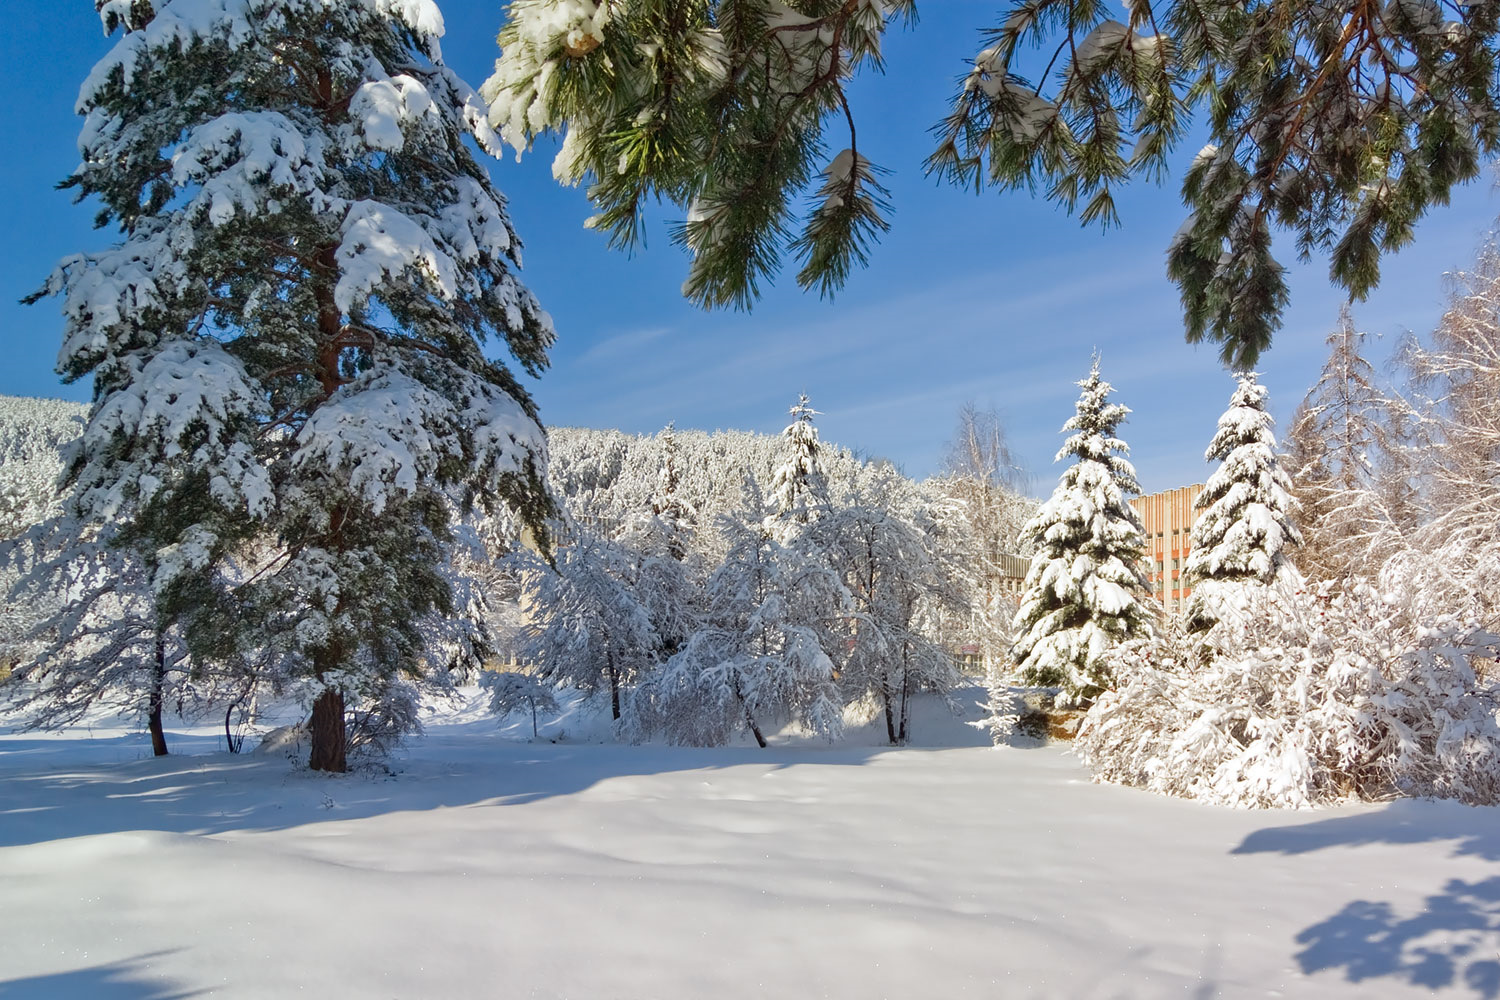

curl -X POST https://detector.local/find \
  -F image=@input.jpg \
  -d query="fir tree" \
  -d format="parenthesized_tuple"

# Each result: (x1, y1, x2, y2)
(29, 0, 555, 771)
(768, 394, 830, 538)
(1011, 357, 1152, 702)
(1184, 372, 1301, 632)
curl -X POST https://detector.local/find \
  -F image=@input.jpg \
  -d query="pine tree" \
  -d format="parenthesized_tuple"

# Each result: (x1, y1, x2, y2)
(1184, 372, 1301, 632)
(768, 394, 830, 538)
(29, 0, 555, 771)
(486, 0, 1500, 364)
(1011, 357, 1153, 702)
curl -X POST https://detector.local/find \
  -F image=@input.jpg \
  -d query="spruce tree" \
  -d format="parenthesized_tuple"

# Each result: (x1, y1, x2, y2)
(1184, 372, 1301, 632)
(1011, 358, 1152, 702)
(30, 0, 555, 771)
(768, 394, 830, 538)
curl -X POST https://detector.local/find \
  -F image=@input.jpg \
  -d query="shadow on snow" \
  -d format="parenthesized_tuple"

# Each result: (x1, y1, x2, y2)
(0, 952, 202, 1000)
(0, 726, 898, 850)
(1234, 799, 1500, 997)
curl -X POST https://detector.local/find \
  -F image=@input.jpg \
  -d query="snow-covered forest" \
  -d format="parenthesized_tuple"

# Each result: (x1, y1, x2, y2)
(5, 1, 1500, 996)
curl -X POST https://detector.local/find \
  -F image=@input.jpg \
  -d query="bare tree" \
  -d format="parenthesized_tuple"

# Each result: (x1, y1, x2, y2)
(1284, 308, 1403, 583)
(933, 404, 1030, 676)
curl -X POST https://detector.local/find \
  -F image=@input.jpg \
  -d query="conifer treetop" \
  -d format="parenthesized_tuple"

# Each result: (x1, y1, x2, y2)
(1186, 371, 1301, 594)
(769, 393, 830, 528)
(1011, 356, 1152, 702)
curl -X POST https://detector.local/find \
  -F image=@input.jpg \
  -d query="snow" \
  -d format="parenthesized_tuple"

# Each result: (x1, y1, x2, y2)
(1, 697, 1495, 998)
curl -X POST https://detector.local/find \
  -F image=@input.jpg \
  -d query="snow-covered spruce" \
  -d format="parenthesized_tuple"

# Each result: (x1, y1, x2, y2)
(631, 477, 844, 747)
(768, 393, 831, 540)
(1183, 372, 1301, 632)
(1009, 357, 1153, 703)
(1077, 577, 1500, 808)
(28, 0, 554, 770)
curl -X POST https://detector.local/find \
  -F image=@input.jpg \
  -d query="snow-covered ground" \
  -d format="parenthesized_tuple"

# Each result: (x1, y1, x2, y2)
(1, 693, 1496, 999)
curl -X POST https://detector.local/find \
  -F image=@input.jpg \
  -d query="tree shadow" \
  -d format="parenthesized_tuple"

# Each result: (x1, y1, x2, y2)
(0, 952, 202, 999)
(0, 728, 895, 849)
(1233, 801, 1500, 997)
(1232, 798, 1500, 861)
(1293, 876, 1500, 998)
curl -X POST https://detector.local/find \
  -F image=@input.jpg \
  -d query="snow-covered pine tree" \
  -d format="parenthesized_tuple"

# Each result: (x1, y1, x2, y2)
(490, 0, 1500, 366)
(30, 1, 555, 771)
(1011, 357, 1153, 702)
(633, 476, 844, 747)
(1183, 372, 1301, 632)
(520, 533, 657, 723)
(768, 394, 830, 539)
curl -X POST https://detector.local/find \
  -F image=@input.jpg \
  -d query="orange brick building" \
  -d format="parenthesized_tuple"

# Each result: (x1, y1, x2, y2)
(1130, 484, 1204, 613)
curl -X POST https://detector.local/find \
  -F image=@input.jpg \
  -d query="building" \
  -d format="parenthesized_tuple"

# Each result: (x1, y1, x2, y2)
(1130, 484, 1204, 614)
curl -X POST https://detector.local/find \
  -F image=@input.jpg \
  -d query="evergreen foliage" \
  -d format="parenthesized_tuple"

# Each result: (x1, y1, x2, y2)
(1183, 372, 1300, 632)
(487, 0, 1500, 363)
(1011, 357, 1152, 702)
(768, 393, 831, 537)
(27, 0, 555, 770)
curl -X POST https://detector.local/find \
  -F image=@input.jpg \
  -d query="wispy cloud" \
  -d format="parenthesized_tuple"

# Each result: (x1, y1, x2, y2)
(573, 326, 673, 366)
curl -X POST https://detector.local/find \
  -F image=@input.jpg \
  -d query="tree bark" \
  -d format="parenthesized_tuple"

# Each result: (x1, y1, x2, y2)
(309, 688, 347, 772)
(882, 682, 898, 746)
(743, 703, 767, 748)
(147, 632, 168, 757)
(607, 657, 621, 721)
(897, 655, 912, 745)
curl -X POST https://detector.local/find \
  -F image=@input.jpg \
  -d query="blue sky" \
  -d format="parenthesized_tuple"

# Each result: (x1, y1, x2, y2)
(3, 1, 1495, 495)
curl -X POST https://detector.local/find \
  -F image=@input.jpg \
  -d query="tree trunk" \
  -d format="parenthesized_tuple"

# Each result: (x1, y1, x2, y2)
(309, 688, 347, 772)
(882, 682, 898, 746)
(897, 656, 912, 745)
(607, 657, 621, 721)
(731, 675, 767, 748)
(743, 703, 767, 749)
(530, 697, 539, 739)
(147, 632, 168, 757)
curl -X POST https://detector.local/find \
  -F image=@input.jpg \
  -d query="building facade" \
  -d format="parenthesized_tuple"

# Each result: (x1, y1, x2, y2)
(1130, 484, 1204, 614)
